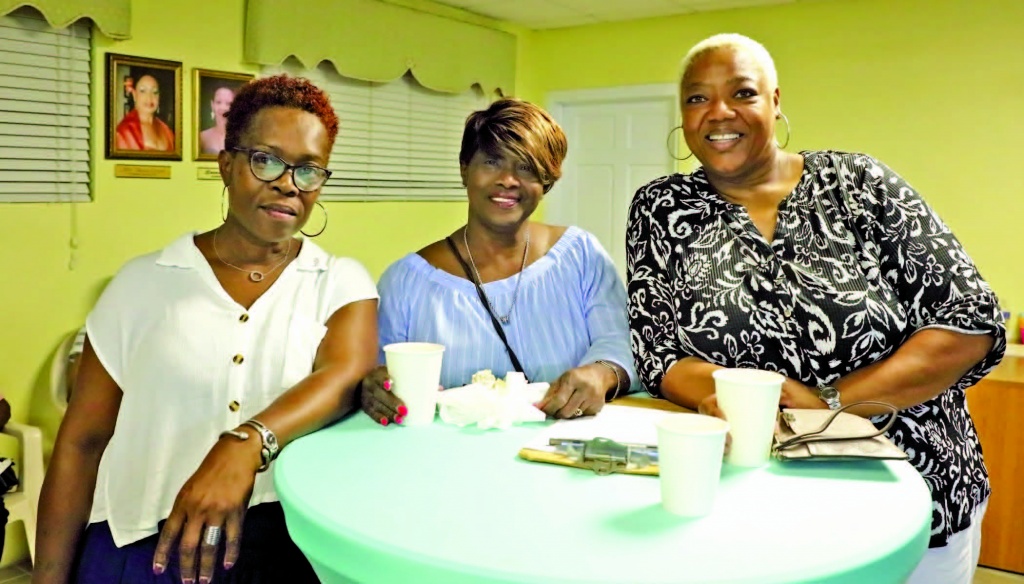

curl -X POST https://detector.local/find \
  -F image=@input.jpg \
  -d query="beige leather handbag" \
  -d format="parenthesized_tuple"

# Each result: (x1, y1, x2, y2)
(773, 401, 909, 461)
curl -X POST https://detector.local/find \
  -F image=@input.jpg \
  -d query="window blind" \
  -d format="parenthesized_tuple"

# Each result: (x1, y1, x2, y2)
(0, 8, 91, 203)
(266, 61, 490, 202)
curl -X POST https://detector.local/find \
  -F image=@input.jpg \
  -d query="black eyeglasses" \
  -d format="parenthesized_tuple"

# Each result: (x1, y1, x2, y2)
(232, 147, 332, 192)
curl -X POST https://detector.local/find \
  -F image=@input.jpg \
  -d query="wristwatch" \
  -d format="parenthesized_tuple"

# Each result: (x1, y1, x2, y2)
(220, 418, 280, 472)
(817, 385, 842, 411)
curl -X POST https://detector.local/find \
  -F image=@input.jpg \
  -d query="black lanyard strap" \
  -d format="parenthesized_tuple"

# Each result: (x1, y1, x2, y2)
(445, 236, 525, 374)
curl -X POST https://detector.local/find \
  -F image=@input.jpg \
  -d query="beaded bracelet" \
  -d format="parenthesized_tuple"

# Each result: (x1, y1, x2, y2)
(595, 359, 623, 402)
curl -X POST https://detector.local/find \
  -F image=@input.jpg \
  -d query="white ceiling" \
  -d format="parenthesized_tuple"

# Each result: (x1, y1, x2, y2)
(431, 0, 812, 29)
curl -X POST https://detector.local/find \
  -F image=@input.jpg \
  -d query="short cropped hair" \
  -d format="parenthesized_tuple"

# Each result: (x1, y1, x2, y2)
(459, 97, 568, 193)
(225, 74, 340, 151)
(678, 33, 778, 91)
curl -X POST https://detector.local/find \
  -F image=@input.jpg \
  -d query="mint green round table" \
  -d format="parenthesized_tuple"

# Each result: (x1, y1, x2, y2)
(275, 413, 931, 584)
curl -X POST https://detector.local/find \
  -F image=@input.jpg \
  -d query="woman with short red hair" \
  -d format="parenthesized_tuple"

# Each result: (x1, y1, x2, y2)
(36, 75, 377, 584)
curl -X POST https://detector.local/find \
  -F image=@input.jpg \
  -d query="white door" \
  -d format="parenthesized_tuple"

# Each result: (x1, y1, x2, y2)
(547, 85, 677, 281)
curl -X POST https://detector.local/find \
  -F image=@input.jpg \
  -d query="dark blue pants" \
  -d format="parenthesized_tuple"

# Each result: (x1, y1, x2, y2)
(72, 502, 319, 584)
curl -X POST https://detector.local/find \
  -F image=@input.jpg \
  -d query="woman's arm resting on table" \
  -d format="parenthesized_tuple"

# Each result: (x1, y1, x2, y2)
(360, 262, 414, 426)
(34, 340, 122, 584)
(537, 361, 629, 418)
(670, 329, 995, 418)
(153, 298, 379, 582)
(660, 357, 724, 411)
(781, 328, 995, 416)
(538, 233, 634, 418)
(247, 298, 380, 440)
(806, 156, 1005, 416)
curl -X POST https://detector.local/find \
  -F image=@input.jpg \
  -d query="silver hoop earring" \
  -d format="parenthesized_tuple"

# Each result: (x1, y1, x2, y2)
(220, 186, 228, 222)
(776, 112, 791, 149)
(666, 126, 693, 161)
(300, 201, 328, 237)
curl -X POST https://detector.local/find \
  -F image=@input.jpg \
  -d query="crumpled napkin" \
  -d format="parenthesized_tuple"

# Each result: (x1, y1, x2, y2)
(437, 372, 549, 430)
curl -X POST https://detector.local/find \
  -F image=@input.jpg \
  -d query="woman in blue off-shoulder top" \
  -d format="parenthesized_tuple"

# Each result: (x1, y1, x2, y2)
(360, 98, 637, 424)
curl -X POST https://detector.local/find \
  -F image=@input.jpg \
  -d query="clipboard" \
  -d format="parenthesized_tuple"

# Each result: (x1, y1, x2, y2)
(518, 405, 668, 475)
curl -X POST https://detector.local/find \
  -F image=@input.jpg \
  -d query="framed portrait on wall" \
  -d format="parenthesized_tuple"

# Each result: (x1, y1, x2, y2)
(193, 69, 254, 161)
(105, 53, 183, 160)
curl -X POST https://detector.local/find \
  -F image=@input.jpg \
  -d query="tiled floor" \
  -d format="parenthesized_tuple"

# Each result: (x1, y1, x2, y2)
(977, 567, 1024, 584)
(2, 562, 1021, 583)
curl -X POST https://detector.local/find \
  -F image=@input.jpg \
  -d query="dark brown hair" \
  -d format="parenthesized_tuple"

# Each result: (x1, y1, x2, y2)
(459, 98, 568, 193)
(225, 74, 339, 151)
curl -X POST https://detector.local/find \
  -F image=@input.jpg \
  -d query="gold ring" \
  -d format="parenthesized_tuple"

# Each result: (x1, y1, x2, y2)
(573, 408, 584, 418)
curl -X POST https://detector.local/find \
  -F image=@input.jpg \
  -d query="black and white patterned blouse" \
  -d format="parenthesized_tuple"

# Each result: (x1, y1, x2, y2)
(626, 150, 1005, 548)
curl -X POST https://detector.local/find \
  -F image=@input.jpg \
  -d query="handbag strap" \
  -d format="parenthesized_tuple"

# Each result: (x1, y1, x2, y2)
(775, 401, 899, 451)
(444, 236, 525, 374)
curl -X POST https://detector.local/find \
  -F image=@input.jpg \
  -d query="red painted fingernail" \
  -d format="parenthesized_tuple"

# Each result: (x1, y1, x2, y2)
(380, 417, 389, 426)
(224, 562, 234, 570)
(200, 578, 211, 584)
(395, 415, 405, 425)
(153, 564, 165, 575)
(397, 405, 408, 416)
(183, 579, 195, 584)
(383, 379, 392, 391)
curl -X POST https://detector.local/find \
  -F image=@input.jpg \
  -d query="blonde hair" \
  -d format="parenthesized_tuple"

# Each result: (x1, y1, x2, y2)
(459, 97, 568, 193)
(678, 33, 778, 91)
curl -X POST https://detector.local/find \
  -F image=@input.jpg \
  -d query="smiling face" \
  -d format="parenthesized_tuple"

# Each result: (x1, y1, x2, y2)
(211, 87, 235, 122)
(681, 47, 780, 183)
(132, 75, 160, 115)
(460, 148, 545, 233)
(218, 106, 331, 243)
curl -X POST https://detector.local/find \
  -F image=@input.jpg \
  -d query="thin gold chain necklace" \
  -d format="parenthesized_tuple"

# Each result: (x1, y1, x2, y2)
(463, 225, 530, 325)
(212, 230, 293, 283)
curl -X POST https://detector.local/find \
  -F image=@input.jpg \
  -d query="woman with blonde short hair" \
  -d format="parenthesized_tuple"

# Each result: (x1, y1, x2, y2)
(628, 33, 1003, 584)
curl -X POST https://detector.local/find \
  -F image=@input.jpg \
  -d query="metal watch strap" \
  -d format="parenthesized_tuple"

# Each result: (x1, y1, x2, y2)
(241, 419, 280, 472)
(817, 385, 842, 411)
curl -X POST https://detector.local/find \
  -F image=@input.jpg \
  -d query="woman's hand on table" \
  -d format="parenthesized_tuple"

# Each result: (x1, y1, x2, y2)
(359, 365, 409, 426)
(536, 364, 609, 418)
(152, 437, 260, 583)
(779, 379, 826, 409)
(697, 393, 723, 419)
(697, 394, 732, 454)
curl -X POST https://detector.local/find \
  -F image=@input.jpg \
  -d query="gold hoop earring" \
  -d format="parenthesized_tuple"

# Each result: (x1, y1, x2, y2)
(300, 201, 328, 237)
(776, 112, 791, 149)
(666, 126, 693, 161)
(220, 185, 229, 222)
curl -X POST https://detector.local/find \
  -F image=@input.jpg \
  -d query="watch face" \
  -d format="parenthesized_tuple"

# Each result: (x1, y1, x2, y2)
(820, 387, 839, 400)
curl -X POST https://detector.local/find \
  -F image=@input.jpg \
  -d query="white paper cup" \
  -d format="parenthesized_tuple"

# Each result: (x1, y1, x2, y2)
(383, 342, 445, 426)
(713, 368, 784, 468)
(657, 413, 730, 517)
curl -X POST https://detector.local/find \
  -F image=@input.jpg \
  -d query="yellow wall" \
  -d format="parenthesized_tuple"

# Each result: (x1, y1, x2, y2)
(518, 0, 1024, 330)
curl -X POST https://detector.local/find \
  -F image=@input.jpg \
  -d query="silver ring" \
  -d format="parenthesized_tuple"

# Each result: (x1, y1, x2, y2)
(573, 408, 584, 418)
(204, 525, 222, 547)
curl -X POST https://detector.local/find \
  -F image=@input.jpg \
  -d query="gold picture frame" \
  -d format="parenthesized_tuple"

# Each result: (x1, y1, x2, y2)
(105, 53, 182, 160)
(193, 68, 254, 161)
